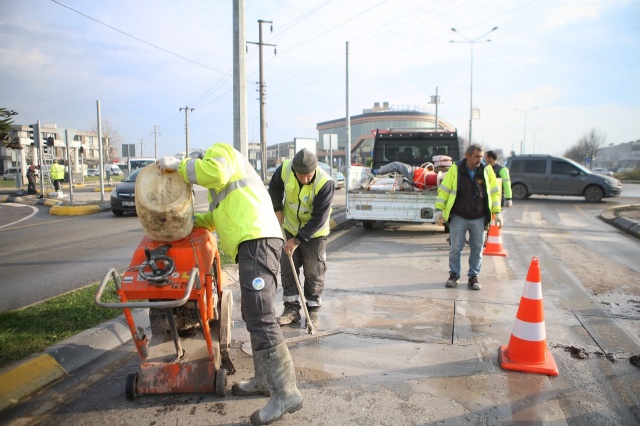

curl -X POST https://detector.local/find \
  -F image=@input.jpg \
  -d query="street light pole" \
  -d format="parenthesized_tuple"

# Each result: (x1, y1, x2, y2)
(515, 107, 538, 154)
(451, 26, 498, 145)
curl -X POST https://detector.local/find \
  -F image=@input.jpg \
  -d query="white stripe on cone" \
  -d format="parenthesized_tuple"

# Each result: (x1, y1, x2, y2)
(511, 317, 547, 341)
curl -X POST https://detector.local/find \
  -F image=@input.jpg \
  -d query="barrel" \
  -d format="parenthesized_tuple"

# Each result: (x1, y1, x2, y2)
(135, 164, 194, 242)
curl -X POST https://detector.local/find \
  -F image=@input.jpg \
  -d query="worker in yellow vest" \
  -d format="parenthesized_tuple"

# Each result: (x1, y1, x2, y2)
(50, 160, 65, 191)
(157, 143, 302, 425)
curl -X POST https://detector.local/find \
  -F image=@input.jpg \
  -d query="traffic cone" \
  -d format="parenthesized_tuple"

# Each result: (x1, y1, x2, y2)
(483, 215, 507, 257)
(499, 256, 559, 376)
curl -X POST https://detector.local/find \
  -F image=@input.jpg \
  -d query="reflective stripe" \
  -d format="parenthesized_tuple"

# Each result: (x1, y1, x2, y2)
(440, 186, 453, 194)
(511, 317, 546, 341)
(522, 280, 542, 300)
(490, 186, 500, 194)
(186, 159, 198, 184)
(486, 235, 502, 244)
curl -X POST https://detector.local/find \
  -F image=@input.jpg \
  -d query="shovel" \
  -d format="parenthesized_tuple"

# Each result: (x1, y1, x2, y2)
(282, 228, 317, 335)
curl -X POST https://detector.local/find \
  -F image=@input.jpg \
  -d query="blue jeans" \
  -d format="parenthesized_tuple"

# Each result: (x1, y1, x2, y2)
(448, 215, 485, 279)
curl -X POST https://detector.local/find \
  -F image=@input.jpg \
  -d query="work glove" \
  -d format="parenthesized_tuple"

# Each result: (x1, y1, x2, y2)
(505, 199, 513, 208)
(157, 156, 181, 172)
(494, 212, 504, 229)
(434, 210, 444, 226)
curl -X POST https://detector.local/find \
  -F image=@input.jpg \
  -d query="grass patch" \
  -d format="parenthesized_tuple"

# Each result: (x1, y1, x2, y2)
(0, 283, 121, 369)
(0, 255, 235, 369)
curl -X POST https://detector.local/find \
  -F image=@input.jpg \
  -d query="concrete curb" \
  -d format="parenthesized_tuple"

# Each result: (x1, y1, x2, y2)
(0, 214, 349, 413)
(599, 204, 640, 240)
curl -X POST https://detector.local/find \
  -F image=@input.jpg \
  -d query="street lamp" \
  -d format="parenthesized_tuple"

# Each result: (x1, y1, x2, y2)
(515, 107, 538, 154)
(451, 26, 498, 145)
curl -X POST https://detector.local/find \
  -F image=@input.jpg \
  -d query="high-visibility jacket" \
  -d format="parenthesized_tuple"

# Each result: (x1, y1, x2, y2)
(177, 143, 282, 260)
(280, 160, 332, 239)
(492, 164, 513, 200)
(50, 163, 65, 180)
(435, 160, 501, 225)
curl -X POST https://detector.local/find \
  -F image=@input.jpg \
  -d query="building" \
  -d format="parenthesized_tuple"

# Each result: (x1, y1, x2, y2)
(316, 102, 456, 169)
(593, 140, 640, 171)
(1, 123, 113, 179)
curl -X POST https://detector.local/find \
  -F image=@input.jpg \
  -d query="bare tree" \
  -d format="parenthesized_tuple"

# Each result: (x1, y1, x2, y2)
(90, 118, 123, 163)
(564, 128, 607, 165)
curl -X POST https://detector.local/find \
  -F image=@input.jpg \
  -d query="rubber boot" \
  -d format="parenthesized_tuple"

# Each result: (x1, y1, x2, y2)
(232, 340, 270, 396)
(249, 342, 303, 425)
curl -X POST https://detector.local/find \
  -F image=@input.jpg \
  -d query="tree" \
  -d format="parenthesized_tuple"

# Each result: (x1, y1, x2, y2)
(563, 128, 606, 164)
(0, 108, 20, 150)
(90, 118, 123, 163)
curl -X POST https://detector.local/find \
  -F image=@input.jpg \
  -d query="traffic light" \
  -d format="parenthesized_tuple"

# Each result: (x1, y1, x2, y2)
(79, 146, 84, 154)
(29, 123, 40, 148)
(47, 136, 54, 147)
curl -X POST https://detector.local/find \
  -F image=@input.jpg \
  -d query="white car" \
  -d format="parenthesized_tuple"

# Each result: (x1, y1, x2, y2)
(318, 162, 345, 190)
(593, 167, 613, 176)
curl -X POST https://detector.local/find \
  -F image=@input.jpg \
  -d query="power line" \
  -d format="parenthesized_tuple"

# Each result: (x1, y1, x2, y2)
(50, 0, 229, 75)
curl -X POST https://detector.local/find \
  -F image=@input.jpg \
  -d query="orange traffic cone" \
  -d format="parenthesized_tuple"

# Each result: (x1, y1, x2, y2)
(483, 215, 507, 257)
(499, 256, 559, 376)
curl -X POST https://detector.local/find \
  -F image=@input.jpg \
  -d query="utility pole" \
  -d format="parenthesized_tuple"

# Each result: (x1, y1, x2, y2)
(247, 20, 276, 181)
(139, 138, 144, 157)
(180, 106, 194, 158)
(150, 125, 160, 159)
(233, 0, 248, 156)
(429, 87, 441, 129)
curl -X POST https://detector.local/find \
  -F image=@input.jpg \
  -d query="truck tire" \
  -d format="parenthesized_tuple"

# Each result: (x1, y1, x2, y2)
(362, 221, 374, 230)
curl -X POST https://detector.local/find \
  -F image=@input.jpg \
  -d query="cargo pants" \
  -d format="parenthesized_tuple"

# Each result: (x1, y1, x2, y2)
(281, 230, 327, 308)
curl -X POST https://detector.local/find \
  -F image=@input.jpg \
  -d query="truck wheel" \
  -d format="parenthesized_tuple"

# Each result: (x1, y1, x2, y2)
(511, 183, 528, 200)
(584, 185, 604, 203)
(362, 221, 374, 230)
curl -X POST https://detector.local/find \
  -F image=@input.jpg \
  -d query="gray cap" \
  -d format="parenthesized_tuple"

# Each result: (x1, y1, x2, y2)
(292, 148, 317, 174)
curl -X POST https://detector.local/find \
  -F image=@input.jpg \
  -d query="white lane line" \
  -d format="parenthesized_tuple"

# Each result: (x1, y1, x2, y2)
(0, 203, 39, 229)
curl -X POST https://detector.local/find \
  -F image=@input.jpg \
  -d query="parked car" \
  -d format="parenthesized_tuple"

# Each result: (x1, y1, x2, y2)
(592, 167, 614, 176)
(110, 169, 140, 215)
(105, 164, 124, 177)
(2, 167, 20, 180)
(318, 162, 344, 189)
(506, 155, 622, 203)
(87, 168, 100, 176)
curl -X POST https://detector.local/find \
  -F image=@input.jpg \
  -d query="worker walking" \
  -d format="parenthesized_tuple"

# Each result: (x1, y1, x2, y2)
(434, 144, 502, 291)
(157, 143, 303, 425)
(484, 150, 513, 208)
(268, 148, 334, 329)
(50, 160, 65, 192)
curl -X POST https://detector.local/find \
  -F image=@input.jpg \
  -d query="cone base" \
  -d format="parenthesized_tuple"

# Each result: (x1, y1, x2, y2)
(483, 248, 507, 257)
(499, 345, 559, 376)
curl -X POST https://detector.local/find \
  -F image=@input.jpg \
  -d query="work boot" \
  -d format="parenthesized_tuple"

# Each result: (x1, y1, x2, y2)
(277, 301, 301, 325)
(250, 342, 303, 425)
(232, 339, 270, 396)
(445, 273, 459, 288)
(468, 276, 481, 290)
(307, 307, 319, 329)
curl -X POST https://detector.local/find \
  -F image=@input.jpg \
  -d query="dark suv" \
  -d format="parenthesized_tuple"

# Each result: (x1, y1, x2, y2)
(506, 155, 622, 202)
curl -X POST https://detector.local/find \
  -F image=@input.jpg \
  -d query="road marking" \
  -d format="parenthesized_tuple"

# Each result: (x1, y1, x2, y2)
(558, 212, 587, 228)
(0, 203, 38, 229)
(515, 210, 545, 226)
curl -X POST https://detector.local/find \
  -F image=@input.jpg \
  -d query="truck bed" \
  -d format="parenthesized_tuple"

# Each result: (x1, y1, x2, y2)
(346, 189, 438, 223)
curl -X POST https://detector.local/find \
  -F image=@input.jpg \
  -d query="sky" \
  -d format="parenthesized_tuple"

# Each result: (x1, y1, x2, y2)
(2, 0, 639, 160)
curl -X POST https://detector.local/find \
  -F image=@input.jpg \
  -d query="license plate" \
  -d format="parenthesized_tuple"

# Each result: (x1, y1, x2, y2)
(122, 201, 135, 207)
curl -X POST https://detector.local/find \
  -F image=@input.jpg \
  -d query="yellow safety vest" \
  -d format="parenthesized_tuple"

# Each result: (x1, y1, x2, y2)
(50, 163, 65, 180)
(435, 162, 501, 222)
(281, 160, 332, 238)
(178, 143, 283, 260)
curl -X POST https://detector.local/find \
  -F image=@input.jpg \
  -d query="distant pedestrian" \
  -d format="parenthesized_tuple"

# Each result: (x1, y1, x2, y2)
(50, 160, 65, 191)
(268, 148, 335, 330)
(26, 164, 38, 194)
(484, 150, 513, 208)
(434, 144, 502, 291)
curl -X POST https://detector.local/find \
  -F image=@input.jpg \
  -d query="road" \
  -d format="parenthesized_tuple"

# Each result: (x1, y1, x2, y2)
(2, 185, 639, 425)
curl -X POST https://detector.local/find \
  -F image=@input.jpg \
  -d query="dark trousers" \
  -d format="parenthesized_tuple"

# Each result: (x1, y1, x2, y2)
(237, 237, 285, 351)
(53, 179, 62, 191)
(281, 230, 327, 308)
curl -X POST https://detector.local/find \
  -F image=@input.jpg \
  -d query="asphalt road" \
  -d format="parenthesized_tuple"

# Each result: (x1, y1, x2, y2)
(2, 185, 639, 425)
